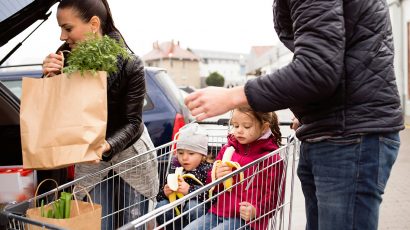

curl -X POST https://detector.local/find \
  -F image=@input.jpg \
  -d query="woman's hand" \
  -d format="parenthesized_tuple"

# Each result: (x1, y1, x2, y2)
(239, 202, 257, 221)
(177, 176, 190, 195)
(92, 140, 111, 164)
(42, 51, 64, 77)
(215, 162, 233, 179)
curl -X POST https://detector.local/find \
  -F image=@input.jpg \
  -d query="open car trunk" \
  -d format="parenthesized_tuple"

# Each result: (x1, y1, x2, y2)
(0, 0, 59, 47)
(0, 84, 22, 166)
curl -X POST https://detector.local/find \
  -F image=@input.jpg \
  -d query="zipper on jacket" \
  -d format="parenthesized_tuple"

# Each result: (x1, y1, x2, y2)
(240, 144, 250, 167)
(245, 144, 250, 155)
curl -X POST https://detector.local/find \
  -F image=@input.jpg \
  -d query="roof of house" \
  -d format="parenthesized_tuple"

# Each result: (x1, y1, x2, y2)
(190, 49, 247, 61)
(142, 40, 199, 61)
(249, 46, 274, 57)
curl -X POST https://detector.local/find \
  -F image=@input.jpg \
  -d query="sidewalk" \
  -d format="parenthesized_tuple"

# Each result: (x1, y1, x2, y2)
(379, 116, 410, 229)
(290, 116, 410, 230)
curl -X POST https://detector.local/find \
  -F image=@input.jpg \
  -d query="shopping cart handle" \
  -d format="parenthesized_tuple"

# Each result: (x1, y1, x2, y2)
(197, 119, 293, 127)
(279, 121, 293, 126)
(197, 119, 230, 126)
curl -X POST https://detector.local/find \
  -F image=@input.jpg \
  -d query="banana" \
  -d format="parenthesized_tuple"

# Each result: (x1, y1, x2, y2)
(209, 146, 244, 197)
(166, 167, 204, 215)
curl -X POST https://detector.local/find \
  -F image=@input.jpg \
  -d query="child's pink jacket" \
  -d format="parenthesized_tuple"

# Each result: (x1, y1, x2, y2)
(207, 133, 284, 230)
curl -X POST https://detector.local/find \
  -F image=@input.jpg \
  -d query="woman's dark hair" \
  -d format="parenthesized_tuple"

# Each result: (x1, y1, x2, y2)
(235, 107, 282, 146)
(58, 0, 132, 51)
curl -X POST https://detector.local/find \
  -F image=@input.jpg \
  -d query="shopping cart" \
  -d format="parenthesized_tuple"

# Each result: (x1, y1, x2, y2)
(1, 139, 173, 229)
(117, 120, 299, 230)
(0, 120, 299, 230)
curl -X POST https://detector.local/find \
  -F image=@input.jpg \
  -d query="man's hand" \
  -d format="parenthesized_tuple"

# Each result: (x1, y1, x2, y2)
(291, 117, 300, 130)
(184, 86, 248, 121)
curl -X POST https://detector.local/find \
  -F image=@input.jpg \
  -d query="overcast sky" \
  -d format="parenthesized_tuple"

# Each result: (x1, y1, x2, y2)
(0, 0, 279, 65)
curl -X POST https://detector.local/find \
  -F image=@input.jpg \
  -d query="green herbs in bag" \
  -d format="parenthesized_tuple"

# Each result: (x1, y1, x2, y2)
(63, 34, 130, 76)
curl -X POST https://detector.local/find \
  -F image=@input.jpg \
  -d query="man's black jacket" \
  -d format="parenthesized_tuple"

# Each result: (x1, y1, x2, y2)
(245, 0, 404, 140)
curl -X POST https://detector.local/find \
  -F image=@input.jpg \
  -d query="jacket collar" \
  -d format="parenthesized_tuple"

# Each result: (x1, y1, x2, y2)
(226, 132, 278, 155)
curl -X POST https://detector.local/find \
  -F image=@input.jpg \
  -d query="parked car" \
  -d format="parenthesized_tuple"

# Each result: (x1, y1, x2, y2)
(179, 85, 197, 94)
(0, 0, 195, 207)
(0, 67, 191, 201)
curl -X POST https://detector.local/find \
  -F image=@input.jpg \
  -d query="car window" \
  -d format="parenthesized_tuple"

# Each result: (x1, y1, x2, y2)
(0, 75, 155, 113)
(0, 69, 42, 98)
(154, 71, 184, 107)
(179, 89, 189, 99)
(0, 80, 22, 98)
(0, 0, 33, 22)
(143, 95, 153, 111)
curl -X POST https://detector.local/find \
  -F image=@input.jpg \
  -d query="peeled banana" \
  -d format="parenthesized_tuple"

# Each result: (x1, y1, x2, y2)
(167, 167, 203, 215)
(209, 146, 244, 197)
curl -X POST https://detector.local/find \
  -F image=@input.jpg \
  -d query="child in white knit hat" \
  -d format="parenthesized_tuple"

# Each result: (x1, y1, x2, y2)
(155, 123, 212, 230)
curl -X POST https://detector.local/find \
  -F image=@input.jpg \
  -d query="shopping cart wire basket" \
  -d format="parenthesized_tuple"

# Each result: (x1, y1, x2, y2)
(118, 127, 299, 230)
(1, 120, 299, 230)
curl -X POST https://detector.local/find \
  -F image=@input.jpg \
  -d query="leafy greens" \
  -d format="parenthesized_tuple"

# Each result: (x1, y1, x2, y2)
(63, 34, 130, 76)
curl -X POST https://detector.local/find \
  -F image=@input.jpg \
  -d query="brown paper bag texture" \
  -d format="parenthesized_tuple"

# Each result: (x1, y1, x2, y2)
(20, 71, 107, 169)
(26, 200, 102, 230)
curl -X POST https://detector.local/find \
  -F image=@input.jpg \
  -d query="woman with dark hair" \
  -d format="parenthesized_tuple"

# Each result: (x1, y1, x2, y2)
(41, 0, 159, 228)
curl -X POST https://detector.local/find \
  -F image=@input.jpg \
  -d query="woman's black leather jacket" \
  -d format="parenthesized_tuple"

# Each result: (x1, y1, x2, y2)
(57, 34, 145, 160)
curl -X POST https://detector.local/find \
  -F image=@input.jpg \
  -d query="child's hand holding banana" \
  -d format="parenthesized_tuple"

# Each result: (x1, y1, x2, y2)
(166, 167, 204, 215)
(176, 176, 190, 195)
(215, 162, 233, 179)
(209, 146, 244, 197)
(163, 184, 174, 197)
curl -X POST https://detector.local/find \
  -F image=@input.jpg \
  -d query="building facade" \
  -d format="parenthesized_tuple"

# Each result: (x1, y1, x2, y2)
(389, 0, 410, 116)
(246, 45, 292, 76)
(189, 49, 247, 88)
(142, 41, 201, 88)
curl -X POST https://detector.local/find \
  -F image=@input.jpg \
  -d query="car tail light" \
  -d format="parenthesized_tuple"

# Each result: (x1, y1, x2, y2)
(67, 165, 75, 180)
(172, 113, 186, 140)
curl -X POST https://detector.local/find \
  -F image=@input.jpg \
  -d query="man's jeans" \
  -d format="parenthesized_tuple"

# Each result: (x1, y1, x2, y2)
(183, 213, 247, 230)
(297, 132, 400, 230)
(89, 171, 149, 230)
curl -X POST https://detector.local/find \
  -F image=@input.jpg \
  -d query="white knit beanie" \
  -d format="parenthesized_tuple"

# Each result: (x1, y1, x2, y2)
(176, 123, 208, 156)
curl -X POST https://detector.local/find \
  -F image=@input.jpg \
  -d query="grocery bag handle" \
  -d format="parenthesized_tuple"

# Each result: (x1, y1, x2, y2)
(33, 179, 59, 208)
(72, 185, 95, 214)
(43, 50, 70, 78)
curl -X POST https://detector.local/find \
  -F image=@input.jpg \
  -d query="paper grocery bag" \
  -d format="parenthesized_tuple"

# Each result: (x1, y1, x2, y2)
(20, 71, 107, 169)
(26, 180, 101, 230)
(26, 200, 102, 230)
